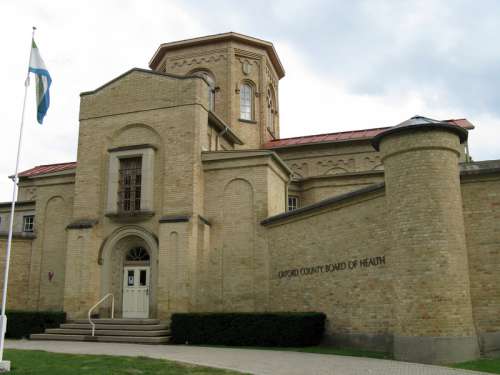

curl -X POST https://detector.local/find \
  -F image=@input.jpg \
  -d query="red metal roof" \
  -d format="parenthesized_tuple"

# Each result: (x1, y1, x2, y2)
(18, 162, 77, 178)
(263, 118, 475, 149)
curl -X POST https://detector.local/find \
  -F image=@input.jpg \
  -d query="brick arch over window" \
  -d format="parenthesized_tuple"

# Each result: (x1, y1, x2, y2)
(109, 123, 162, 149)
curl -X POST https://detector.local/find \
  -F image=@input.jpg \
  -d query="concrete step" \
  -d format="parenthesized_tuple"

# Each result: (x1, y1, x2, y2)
(30, 333, 170, 344)
(45, 328, 170, 337)
(71, 318, 161, 325)
(61, 323, 169, 331)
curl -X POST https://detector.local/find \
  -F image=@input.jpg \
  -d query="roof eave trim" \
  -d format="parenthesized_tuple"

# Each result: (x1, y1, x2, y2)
(371, 123, 469, 151)
(261, 183, 385, 226)
(80, 68, 207, 96)
(148, 32, 285, 79)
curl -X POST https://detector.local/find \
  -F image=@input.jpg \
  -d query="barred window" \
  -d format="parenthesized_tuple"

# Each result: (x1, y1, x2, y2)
(240, 84, 253, 120)
(288, 196, 299, 211)
(118, 157, 142, 212)
(23, 215, 34, 232)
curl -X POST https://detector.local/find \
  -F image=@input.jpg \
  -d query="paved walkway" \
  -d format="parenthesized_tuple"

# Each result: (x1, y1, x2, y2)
(6, 339, 488, 375)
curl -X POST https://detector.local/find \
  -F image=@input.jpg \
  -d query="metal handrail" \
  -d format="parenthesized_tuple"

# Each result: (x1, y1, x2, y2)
(88, 293, 114, 337)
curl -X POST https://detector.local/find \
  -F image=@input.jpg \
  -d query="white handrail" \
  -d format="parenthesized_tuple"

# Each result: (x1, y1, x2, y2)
(88, 293, 114, 337)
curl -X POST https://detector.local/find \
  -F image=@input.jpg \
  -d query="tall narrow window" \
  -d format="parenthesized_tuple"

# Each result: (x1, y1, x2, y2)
(118, 157, 142, 212)
(191, 70, 215, 111)
(288, 196, 299, 211)
(23, 215, 34, 232)
(267, 88, 275, 133)
(240, 83, 253, 120)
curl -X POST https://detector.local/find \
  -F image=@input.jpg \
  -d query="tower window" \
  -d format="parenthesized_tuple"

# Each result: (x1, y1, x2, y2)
(191, 70, 215, 111)
(23, 215, 34, 232)
(240, 83, 253, 121)
(267, 87, 276, 134)
(118, 157, 142, 212)
(288, 196, 299, 211)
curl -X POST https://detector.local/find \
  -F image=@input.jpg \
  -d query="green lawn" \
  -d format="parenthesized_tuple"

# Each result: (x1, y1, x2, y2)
(4, 349, 243, 375)
(452, 358, 500, 374)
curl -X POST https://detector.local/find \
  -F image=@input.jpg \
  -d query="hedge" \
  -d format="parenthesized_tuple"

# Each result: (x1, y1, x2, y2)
(170, 312, 326, 347)
(6, 310, 66, 339)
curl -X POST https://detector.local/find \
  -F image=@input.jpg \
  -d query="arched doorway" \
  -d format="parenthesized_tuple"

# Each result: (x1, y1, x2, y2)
(123, 246, 150, 318)
(99, 226, 158, 318)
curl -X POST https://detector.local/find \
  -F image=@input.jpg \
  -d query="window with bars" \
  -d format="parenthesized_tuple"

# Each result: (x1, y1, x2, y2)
(288, 196, 299, 211)
(118, 157, 142, 212)
(240, 83, 253, 120)
(23, 215, 34, 232)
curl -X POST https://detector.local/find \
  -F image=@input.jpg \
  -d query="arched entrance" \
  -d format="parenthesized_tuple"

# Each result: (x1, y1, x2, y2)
(123, 246, 150, 318)
(99, 226, 158, 318)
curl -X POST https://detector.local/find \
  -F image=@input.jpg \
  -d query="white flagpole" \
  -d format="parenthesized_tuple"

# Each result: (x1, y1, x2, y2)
(0, 26, 36, 367)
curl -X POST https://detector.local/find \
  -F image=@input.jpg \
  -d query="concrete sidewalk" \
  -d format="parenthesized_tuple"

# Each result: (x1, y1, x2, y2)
(6, 339, 488, 375)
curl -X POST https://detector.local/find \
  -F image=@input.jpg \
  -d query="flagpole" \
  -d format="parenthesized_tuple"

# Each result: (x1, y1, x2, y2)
(0, 26, 36, 368)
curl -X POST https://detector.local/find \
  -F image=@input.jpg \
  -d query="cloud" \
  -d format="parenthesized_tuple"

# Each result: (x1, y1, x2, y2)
(0, 0, 498, 201)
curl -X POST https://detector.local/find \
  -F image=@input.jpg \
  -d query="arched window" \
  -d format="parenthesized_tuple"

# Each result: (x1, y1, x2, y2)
(240, 83, 253, 121)
(267, 87, 275, 133)
(126, 246, 150, 262)
(190, 70, 215, 111)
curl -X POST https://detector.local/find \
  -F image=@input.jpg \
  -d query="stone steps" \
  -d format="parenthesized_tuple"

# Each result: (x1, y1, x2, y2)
(45, 328, 170, 337)
(60, 323, 169, 331)
(30, 333, 170, 344)
(30, 318, 171, 344)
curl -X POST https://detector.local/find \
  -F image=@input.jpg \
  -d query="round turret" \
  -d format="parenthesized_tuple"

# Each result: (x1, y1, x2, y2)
(375, 116, 478, 364)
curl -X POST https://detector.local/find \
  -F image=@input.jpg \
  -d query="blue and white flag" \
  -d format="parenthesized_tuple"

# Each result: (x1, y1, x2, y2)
(28, 39, 51, 124)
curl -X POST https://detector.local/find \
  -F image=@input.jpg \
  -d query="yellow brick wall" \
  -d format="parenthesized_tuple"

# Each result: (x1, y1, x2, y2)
(0, 237, 33, 310)
(266, 190, 392, 338)
(462, 174, 500, 334)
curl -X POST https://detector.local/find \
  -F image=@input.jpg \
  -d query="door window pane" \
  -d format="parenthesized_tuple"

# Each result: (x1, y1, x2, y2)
(140, 270, 147, 286)
(127, 270, 134, 286)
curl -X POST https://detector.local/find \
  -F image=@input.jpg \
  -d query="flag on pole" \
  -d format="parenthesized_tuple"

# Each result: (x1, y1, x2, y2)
(28, 39, 52, 124)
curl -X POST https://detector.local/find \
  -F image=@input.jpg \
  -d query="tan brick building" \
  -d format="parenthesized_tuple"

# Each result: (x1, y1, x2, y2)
(1, 32, 499, 364)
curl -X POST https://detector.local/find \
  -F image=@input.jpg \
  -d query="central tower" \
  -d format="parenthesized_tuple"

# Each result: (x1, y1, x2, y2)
(149, 32, 285, 149)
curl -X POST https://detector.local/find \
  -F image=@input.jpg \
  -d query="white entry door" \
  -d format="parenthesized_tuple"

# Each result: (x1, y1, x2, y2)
(123, 266, 150, 318)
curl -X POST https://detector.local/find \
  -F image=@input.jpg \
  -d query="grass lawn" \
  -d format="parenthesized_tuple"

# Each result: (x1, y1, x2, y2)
(452, 358, 500, 374)
(4, 349, 243, 375)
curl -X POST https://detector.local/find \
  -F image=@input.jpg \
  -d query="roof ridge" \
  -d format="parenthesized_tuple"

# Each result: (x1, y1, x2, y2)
(269, 126, 392, 143)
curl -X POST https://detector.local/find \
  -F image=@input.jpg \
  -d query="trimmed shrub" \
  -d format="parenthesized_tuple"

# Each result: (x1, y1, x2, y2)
(170, 312, 326, 347)
(6, 310, 66, 339)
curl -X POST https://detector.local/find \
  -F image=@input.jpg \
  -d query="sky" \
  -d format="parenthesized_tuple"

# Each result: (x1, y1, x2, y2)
(1, 0, 499, 201)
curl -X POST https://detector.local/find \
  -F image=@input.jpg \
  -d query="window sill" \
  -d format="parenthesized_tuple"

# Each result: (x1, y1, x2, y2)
(105, 210, 155, 222)
(0, 231, 36, 239)
(238, 118, 257, 124)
